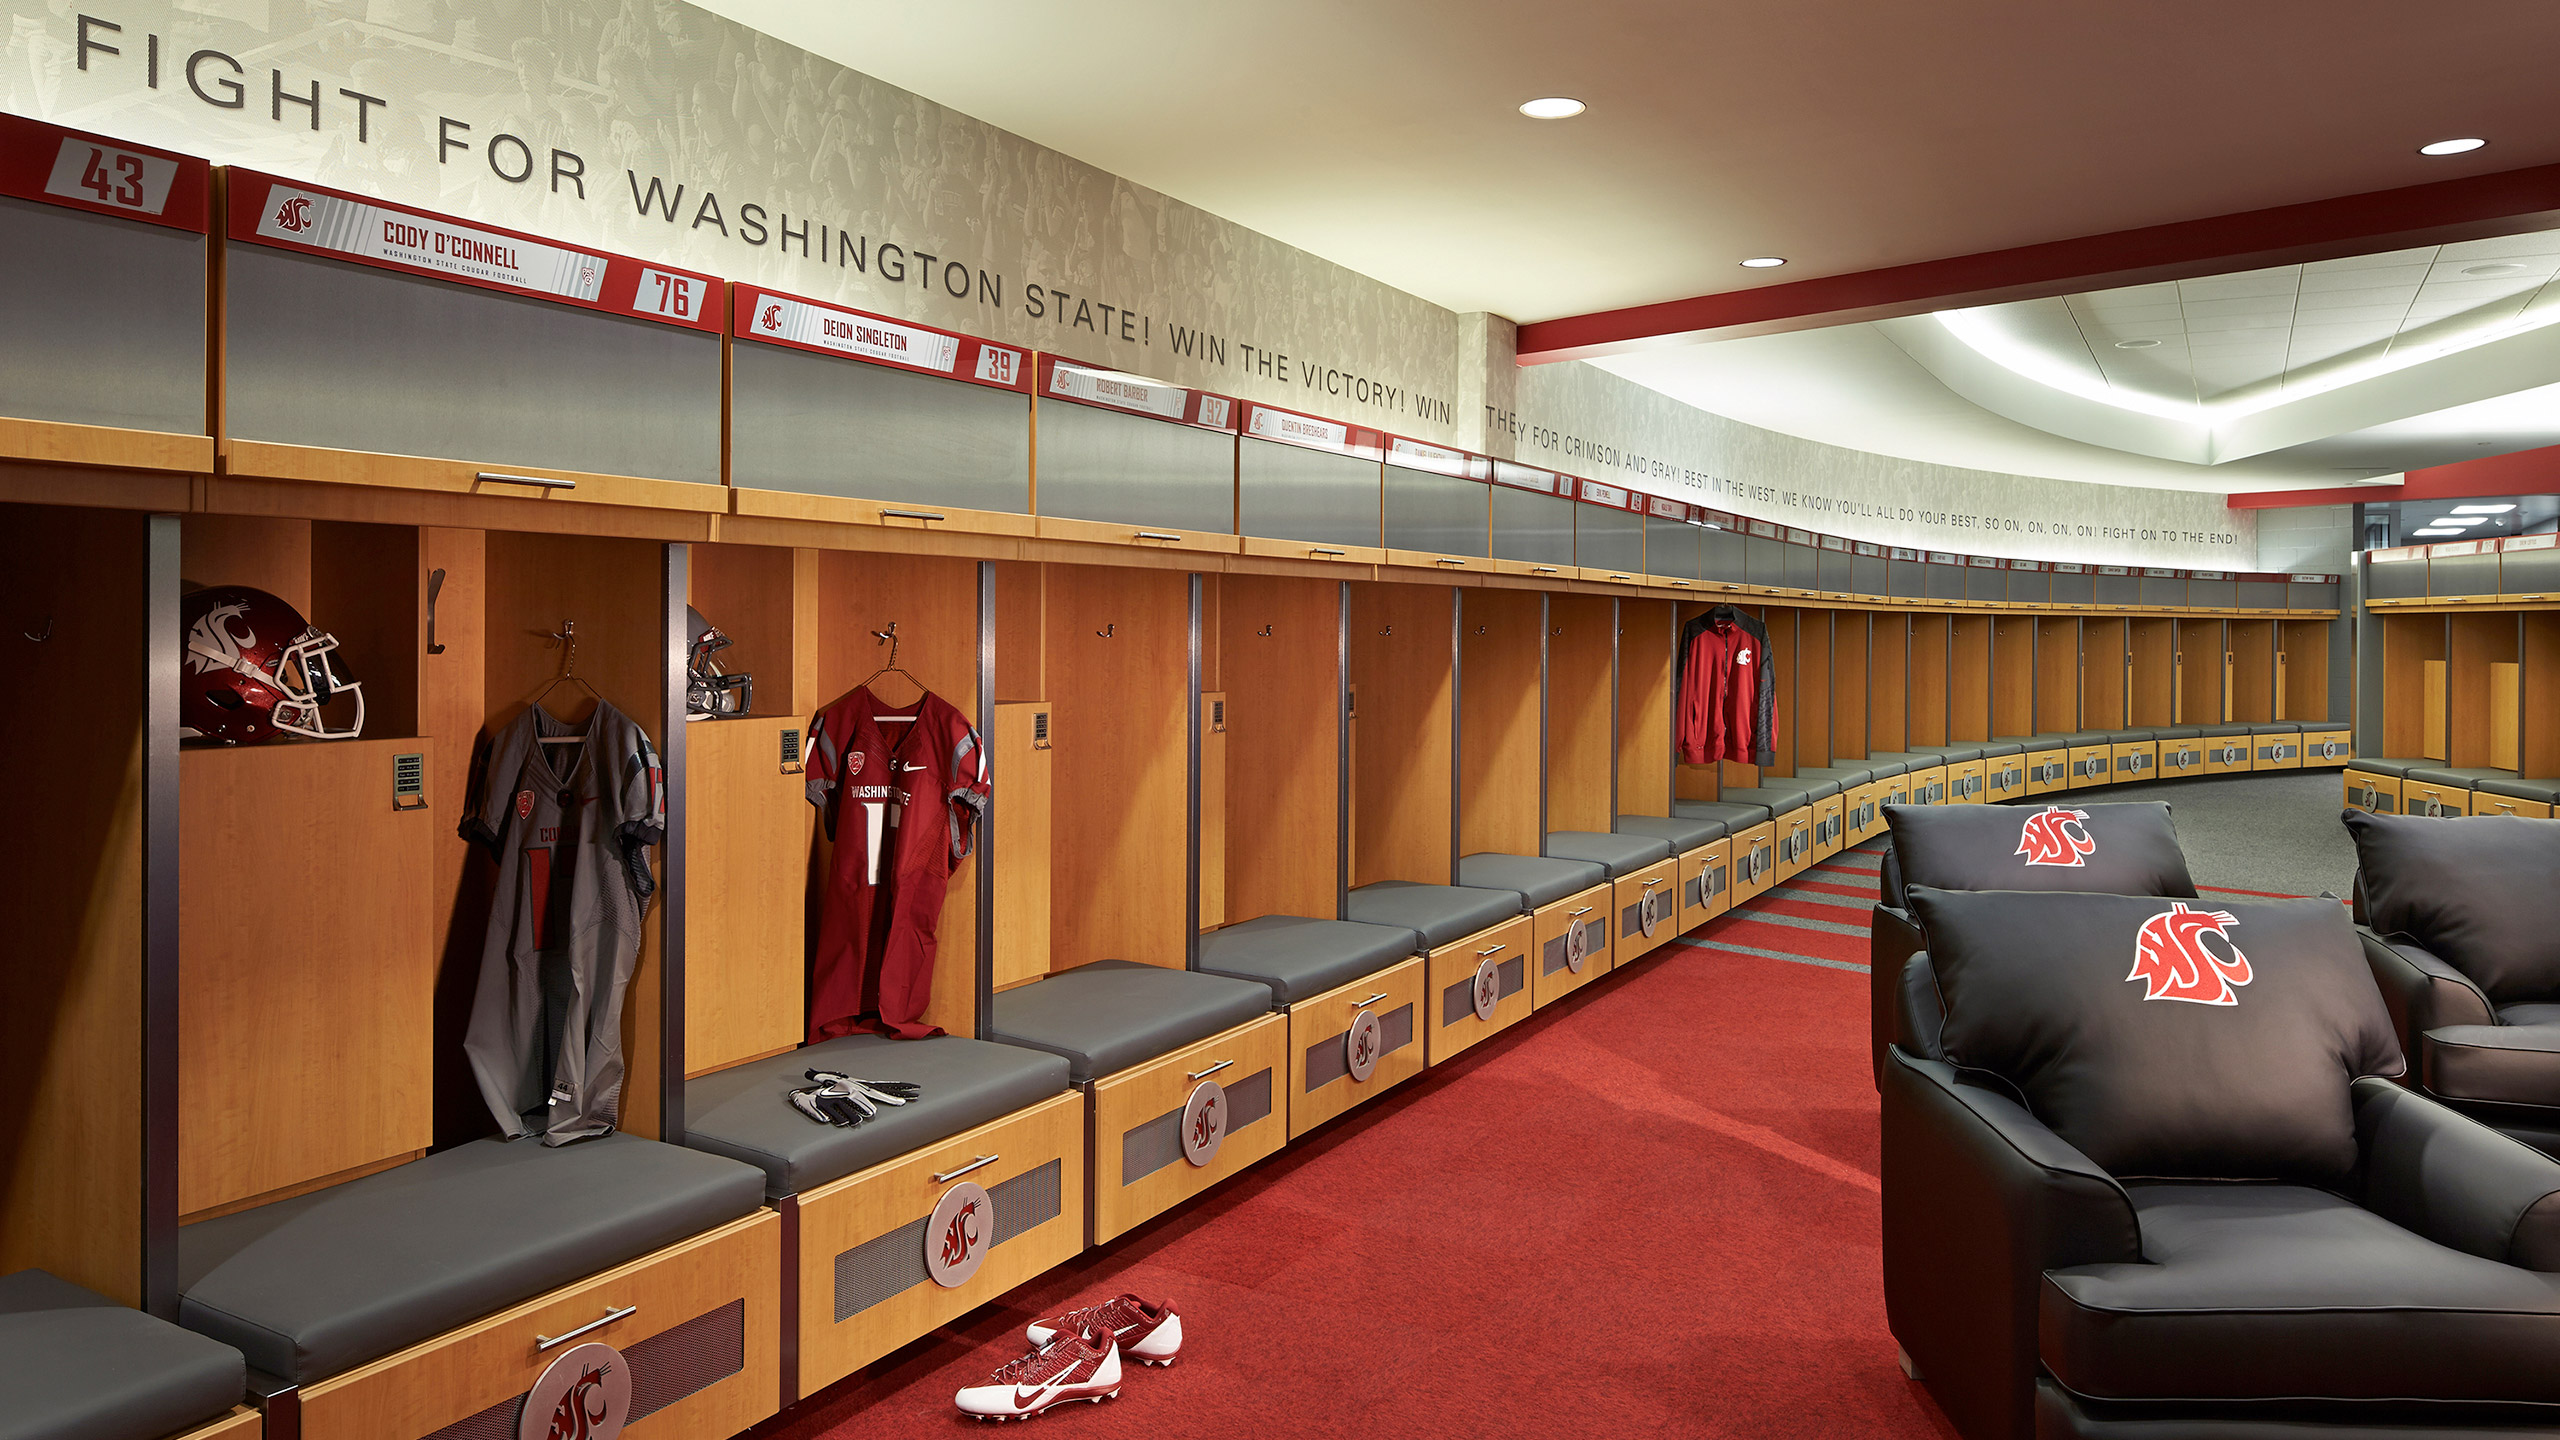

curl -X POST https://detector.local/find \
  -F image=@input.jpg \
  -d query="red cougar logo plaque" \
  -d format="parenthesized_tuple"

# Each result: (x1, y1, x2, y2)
(1345, 1007, 1382, 1083)
(518, 1341, 630, 1440)
(272, 194, 312, 233)
(2015, 805, 2096, 867)
(2127, 903, 2253, 1006)
(1471, 957, 1502, 1022)
(1179, 1078, 1226, 1167)
(759, 302, 784, 331)
(924, 1179, 991, 1288)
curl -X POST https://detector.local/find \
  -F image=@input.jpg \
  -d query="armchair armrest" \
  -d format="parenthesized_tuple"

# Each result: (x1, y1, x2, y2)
(2359, 928, 2494, 1054)
(1898, 952, 1946, 1062)
(2354, 1077, 2560, 1272)
(1871, 904, 1925, 1087)
(1882, 1049, 2141, 1440)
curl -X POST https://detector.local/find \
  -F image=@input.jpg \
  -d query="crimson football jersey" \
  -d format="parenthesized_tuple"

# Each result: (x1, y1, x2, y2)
(804, 685, 991, 1040)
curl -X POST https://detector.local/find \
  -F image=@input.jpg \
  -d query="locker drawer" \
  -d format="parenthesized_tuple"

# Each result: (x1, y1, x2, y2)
(1091, 1013, 1289, 1243)
(2024, 748, 2070, 796)
(1679, 839, 1732, 929)
(2403, 782, 2471, 818)
(1729, 822, 1778, 905)
(2159, 738, 2206, 776)
(1532, 883, 1615, 1010)
(1875, 772, 1914, 809)
(1842, 782, 1884, 844)
(1613, 862, 1682, 967)
(793, 1094, 1084, 1398)
(1287, 957, 1426, 1139)
(2300, 728, 2353, 766)
(298, 1211, 780, 1440)
(1773, 808, 1817, 882)
(2066, 745, 2114, 789)
(1983, 754, 2027, 801)
(1425, 916, 1533, 1066)
(1906, 765, 1949, 806)
(2253, 735, 2303, 771)
(2202, 736, 2253, 776)
(2475, 794, 2556, 819)
(1811, 794, 1847, 860)
(2343, 770, 2399, 815)
(1947, 759, 1987, 804)
(2110, 742, 2158, 781)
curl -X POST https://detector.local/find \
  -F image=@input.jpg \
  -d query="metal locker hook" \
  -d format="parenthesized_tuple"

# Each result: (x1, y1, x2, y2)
(1258, 624, 1273, 637)
(22, 615, 51, 643)
(1096, 623, 1115, 638)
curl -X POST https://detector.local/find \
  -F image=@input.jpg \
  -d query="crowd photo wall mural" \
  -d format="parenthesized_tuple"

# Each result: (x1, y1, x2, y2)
(2, 0, 2257, 566)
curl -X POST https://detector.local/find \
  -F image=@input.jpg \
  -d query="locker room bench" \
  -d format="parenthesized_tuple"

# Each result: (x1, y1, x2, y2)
(1790, 767, 1870, 856)
(2345, 756, 2430, 814)
(1346, 880, 1535, 1063)
(1616, 812, 1740, 933)
(1546, 831, 1681, 966)
(683, 1034, 1080, 1402)
(988, 960, 1285, 1243)
(177, 1133, 774, 1440)
(1712, 778, 1834, 884)
(1673, 798, 1778, 905)
(2476, 776, 2560, 818)
(1863, 753, 1948, 809)
(2, 1269, 250, 1440)
(1198, 915, 1428, 1137)
(1458, 852, 1615, 1009)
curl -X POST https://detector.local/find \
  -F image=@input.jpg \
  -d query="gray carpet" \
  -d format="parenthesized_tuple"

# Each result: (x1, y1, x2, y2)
(2006, 771, 2356, 899)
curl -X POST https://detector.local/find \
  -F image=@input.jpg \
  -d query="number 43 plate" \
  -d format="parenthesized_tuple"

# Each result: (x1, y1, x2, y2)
(45, 138, 178, 216)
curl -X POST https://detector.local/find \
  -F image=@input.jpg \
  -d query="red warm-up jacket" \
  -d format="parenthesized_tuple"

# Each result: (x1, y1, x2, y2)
(1677, 621, 1766, 765)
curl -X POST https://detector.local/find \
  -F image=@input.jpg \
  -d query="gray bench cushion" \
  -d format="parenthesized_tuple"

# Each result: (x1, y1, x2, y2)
(1907, 743, 1986, 764)
(178, 1134, 764, 1385)
(1458, 852, 1607, 908)
(988, 959, 1275, 1086)
(2478, 776, 2560, 804)
(1544, 830, 1673, 878)
(1975, 739, 2027, 757)
(1616, 813, 1728, 851)
(1796, 764, 1874, 790)
(1859, 753, 1913, 777)
(2149, 727, 2201, 741)
(1673, 799, 1774, 828)
(2346, 756, 2429, 778)
(2406, 767, 2516, 789)
(1, 1270, 243, 1440)
(685, 1035, 1071, 1198)
(1198, 914, 1421, 1005)
(1346, 881, 1525, 950)
(1715, 783, 1822, 813)
(2249, 721, 2302, 734)
(2198, 723, 2254, 738)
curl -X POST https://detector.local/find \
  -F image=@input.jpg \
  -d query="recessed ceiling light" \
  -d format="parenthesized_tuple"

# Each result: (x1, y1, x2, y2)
(2114, 338, 2164, 349)
(2431, 516, 2489, 526)
(2462, 262, 2529, 276)
(2453, 504, 2518, 513)
(1518, 97, 1585, 120)
(2411, 528, 2464, 536)
(2419, 137, 2488, 156)
(1739, 257, 1787, 269)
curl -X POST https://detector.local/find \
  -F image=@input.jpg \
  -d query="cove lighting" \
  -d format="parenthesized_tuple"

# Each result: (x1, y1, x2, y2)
(2419, 137, 2488, 156)
(2114, 338, 2163, 349)
(1739, 257, 1787, 269)
(2429, 516, 2488, 526)
(2452, 504, 2518, 513)
(2463, 263, 2529, 276)
(2412, 528, 2464, 536)
(1518, 97, 1586, 119)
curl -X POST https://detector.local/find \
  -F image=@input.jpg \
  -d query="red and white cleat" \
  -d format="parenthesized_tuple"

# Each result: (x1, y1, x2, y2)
(1025, 1294, 1182, 1367)
(955, 1327, 1122, 1421)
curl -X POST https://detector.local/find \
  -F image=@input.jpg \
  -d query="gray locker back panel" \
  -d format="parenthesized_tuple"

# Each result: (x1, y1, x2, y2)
(1645, 517, 1702, 579)
(1746, 534, 1790, 587)
(1784, 544, 1820, 590)
(730, 343, 1029, 512)
(2364, 554, 2428, 600)
(1817, 550, 1854, 593)
(1926, 564, 1967, 600)
(1035, 397, 1234, 533)
(1384, 468, 1488, 556)
(2096, 572, 2141, 605)
(1965, 566, 2006, 602)
(1702, 527, 1748, 585)
(1889, 559, 1927, 599)
(2428, 552, 2498, 597)
(1490, 489, 1576, 566)
(1238, 438, 1382, 549)
(225, 243, 720, 483)
(2140, 574, 2187, 607)
(2051, 570, 2095, 604)
(2290, 580, 2341, 610)
(2502, 547, 2560, 596)
(1853, 555, 1888, 594)
(0, 197, 205, 434)
(2007, 570, 2050, 604)
(2237, 580, 2287, 609)
(2188, 578, 2236, 608)
(1579, 508, 1645, 575)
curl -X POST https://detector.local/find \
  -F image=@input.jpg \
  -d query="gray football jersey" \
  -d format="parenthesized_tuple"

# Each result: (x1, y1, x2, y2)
(460, 701, 665, 1145)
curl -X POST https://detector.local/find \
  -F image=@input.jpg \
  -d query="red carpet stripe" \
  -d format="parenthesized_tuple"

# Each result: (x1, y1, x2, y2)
(1671, 935, 1870, 975)
(1728, 904, 1867, 937)
(1788, 878, 1878, 901)
(1698, 916, 1868, 967)
(1765, 885, 1870, 912)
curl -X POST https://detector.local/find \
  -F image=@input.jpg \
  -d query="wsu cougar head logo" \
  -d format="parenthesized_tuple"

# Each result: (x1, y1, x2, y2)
(546, 1360, 614, 1440)
(1352, 1026, 1376, 1070)
(2016, 805, 2096, 867)
(1191, 1094, 1220, 1151)
(183, 602, 256, 676)
(938, 1197, 981, 1270)
(759, 302, 784, 331)
(273, 195, 311, 232)
(2128, 903, 2252, 1006)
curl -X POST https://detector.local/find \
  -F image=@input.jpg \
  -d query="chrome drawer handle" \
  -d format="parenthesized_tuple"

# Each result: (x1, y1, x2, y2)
(932, 1154, 1000, 1183)
(1568, 907, 1595, 917)
(1533, 566, 1561, 574)
(1476, 944, 1507, 956)
(1607, 574, 1632, 582)
(1186, 1059, 1234, 1081)
(538, 1305, 635, 1351)
(1354, 991, 1389, 1008)
(1640, 877, 1665, 888)
(882, 507, 947, 522)
(476, 471, 574, 490)
(1136, 531, 1183, 542)
(1436, 557, 1468, 566)
(1310, 547, 1346, 557)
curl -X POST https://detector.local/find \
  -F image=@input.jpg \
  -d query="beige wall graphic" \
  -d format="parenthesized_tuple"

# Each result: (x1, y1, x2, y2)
(4, 0, 2255, 566)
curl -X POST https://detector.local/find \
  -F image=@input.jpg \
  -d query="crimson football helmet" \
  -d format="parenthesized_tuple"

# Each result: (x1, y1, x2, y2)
(179, 585, 365, 744)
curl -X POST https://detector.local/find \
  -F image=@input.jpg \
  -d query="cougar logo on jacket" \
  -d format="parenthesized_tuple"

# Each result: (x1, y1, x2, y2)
(939, 1197, 982, 1270)
(273, 194, 311, 232)
(2127, 903, 2252, 1005)
(2015, 805, 2096, 867)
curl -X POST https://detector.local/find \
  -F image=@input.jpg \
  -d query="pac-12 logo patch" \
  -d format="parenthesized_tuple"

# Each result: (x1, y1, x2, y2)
(516, 789, 535, 820)
(760, 303, 784, 331)
(2128, 903, 2252, 1006)
(2016, 805, 2096, 867)
(272, 194, 312, 232)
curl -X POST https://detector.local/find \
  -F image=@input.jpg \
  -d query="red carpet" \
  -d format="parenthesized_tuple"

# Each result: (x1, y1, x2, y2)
(758, 871, 1951, 1439)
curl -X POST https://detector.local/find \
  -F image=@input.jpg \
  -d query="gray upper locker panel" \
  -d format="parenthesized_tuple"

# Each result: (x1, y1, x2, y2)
(0, 196, 206, 435)
(1383, 458, 1489, 557)
(1489, 463, 1576, 569)
(1238, 432, 1382, 551)
(731, 343, 1030, 514)
(226, 245, 721, 484)
(1034, 392, 1235, 536)
(1577, 490, 1645, 577)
